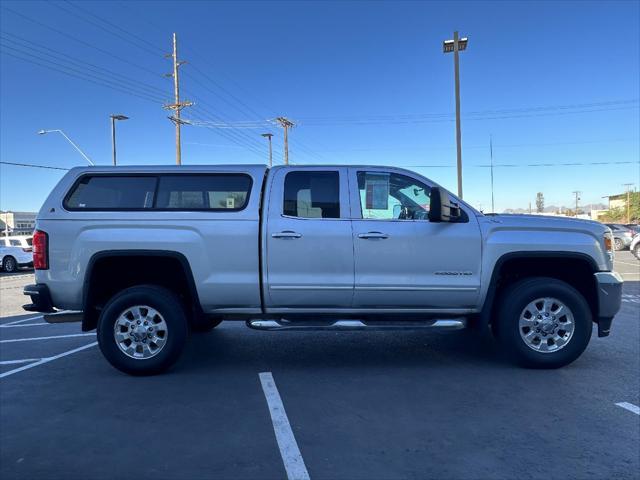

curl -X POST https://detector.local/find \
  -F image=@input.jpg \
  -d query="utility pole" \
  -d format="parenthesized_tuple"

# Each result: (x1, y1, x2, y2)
(275, 117, 294, 165)
(164, 33, 192, 165)
(489, 134, 495, 213)
(110, 114, 129, 166)
(261, 133, 274, 167)
(572, 191, 581, 217)
(443, 32, 468, 199)
(623, 183, 634, 223)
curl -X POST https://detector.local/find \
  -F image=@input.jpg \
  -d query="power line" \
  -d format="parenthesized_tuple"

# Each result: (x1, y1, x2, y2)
(0, 11, 281, 159)
(0, 46, 271, 160)
(52, 1, 162, 57)
(0, 32, 168, 99)
(44, 1, 332, 161)
(0, 161, 70, 171)
(291, 100, 639, 126)
(0, 5, 166, 81)
(61, 0, 164, 55)
(0, 49, 164, 104)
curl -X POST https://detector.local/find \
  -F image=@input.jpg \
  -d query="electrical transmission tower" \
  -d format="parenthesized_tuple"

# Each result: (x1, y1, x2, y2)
(275, 117, 295, 165)
(164, 33, 192, 165)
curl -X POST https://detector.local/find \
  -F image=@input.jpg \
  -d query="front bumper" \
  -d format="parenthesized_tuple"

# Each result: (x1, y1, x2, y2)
(594, 271, 623, 337)
(23, 284, 55, 313)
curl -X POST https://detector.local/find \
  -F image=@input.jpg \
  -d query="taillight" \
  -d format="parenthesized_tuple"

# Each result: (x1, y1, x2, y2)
(33, 230, 48, 270)
(604, 232, 614, 266)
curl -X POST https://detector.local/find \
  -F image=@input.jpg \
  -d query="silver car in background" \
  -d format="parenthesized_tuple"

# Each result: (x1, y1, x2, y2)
(605, 224, 635, 251)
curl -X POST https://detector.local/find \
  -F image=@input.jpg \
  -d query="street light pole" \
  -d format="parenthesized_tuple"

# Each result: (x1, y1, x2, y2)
(37, 129, 94, 165)
(443, 32, 468, 199)
(261, 133, 274, 167)
(109, 114, 129, 166)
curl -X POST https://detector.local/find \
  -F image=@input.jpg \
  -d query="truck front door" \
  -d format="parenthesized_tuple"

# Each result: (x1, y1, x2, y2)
(348, 168, 482, 309)
(264, 167, 353, 310)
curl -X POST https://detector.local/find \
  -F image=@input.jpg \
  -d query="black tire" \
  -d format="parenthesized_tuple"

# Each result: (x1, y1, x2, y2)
(191, 315, 223, 333)
(633, 243, 640, 261)
(614, 238, 624, 251)
(97, 285, 188, 376)
(2, 256, 18, 273)
(494, 277, 592, 369)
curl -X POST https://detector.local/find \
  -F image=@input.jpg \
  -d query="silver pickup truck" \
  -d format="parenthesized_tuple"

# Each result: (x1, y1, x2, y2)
(24, 165, 623, 375)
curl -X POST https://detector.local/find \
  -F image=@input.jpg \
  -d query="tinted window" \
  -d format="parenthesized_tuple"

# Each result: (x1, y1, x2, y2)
(357, 171, 430, 220)
(9, 239, 21, 246)
(155, 174, 251, 210)
(283, 171, 340, 219)
(65, 176, 156, 210)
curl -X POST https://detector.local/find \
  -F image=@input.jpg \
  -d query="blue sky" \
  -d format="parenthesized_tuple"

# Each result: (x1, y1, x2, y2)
(1, 0, 639, 213)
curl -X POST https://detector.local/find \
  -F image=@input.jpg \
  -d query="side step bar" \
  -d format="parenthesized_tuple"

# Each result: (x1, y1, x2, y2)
(247, 319, 466, 331)
(43, 311, 83, 324)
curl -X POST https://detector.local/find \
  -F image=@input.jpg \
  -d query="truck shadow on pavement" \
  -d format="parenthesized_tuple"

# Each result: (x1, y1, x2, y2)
(180, 328, 515, 374)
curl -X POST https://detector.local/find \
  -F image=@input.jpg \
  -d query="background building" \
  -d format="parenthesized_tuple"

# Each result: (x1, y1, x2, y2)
(0, 211, 37, 236)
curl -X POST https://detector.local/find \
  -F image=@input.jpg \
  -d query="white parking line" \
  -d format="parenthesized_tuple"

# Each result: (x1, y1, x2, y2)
(0, 358, 42, 365)
(0, 323, 50, 328)
(615, 402, 640, 415)
(0, 316, 43, 326)
(259, 372, 310, 480)
(0, 333, 95, 344)
(615, 260, 640, 267)
(0, 342, 98, 379)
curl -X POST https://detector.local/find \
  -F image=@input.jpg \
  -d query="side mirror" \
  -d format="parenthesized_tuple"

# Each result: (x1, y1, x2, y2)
(428, 187, 461, 222)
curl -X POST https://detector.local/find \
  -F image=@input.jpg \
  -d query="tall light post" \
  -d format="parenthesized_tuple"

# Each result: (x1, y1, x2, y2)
(443, 32, 468, 199)
(110, 114, 129, 166)
(261, 133, 274, 167)
(37, 129, 94, 165)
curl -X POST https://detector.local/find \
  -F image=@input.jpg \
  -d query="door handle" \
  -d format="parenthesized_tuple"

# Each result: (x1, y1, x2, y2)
(272, 231, 302, 239)
(358, 232, 389, 239)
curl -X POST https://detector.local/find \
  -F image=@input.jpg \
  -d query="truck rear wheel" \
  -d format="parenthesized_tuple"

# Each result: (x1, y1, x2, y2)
(494, 277, 592, 369)
(97, 285, 188, 375)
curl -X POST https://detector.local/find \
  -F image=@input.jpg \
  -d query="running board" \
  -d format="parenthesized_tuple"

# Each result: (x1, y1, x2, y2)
(246, 319, 466, 331)
(43, 311, 83, 324)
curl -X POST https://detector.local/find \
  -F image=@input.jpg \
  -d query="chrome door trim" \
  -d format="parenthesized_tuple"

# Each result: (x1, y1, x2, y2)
(354, 286, 478, 291)
(269, 285, 353, 290)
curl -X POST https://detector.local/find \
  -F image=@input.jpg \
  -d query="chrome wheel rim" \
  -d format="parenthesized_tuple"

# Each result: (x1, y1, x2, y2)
(519, 297, 575, 353)
(114, 305, 168, 359)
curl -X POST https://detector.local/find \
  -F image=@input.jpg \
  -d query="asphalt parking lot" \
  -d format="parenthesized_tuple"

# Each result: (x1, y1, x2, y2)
(1, 253, 639, 480)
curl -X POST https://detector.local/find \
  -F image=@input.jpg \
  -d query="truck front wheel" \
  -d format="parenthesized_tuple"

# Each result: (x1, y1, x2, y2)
(494, 277, 592, 369)
(97, 285, 188, 375)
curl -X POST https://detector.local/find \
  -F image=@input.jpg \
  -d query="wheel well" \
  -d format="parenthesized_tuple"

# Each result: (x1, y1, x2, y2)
(484, 255, 598, 327)
(82, 253, 200, 331)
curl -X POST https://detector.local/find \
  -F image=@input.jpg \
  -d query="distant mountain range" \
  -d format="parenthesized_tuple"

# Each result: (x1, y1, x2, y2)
(502, 203, 607, 214)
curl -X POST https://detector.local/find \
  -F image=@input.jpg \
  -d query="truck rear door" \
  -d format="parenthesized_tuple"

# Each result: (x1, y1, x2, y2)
(263, 167, 353, 310)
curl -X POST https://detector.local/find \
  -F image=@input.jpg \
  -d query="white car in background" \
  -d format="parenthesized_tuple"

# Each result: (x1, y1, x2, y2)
(1, 235, 33, 250)
(0, 236, 33, 273)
